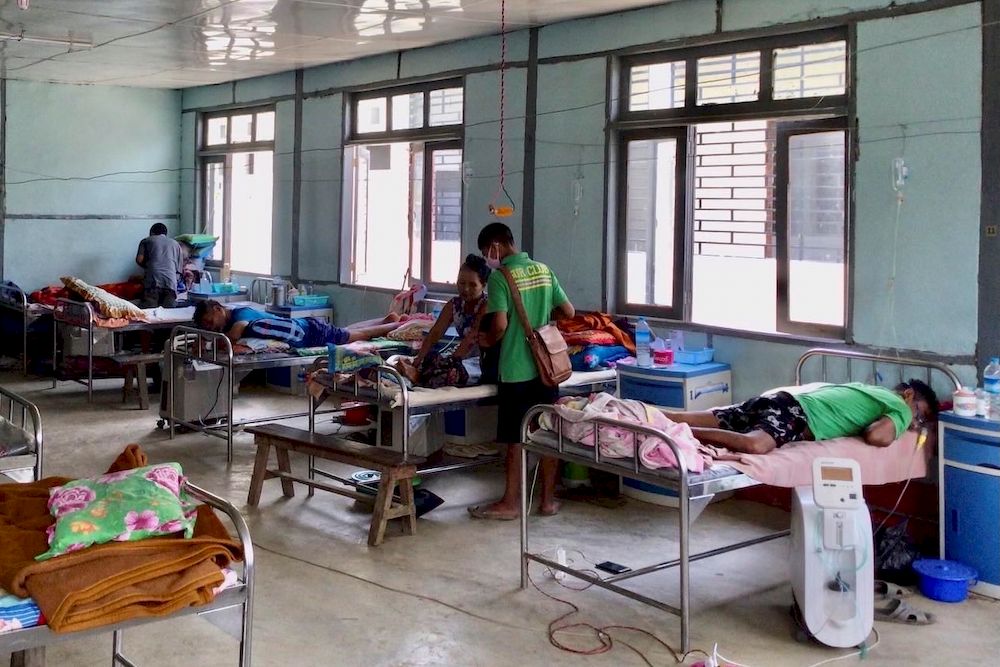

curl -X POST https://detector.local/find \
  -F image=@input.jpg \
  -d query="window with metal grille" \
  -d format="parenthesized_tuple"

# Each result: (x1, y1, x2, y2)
(617, 29, 849, 338)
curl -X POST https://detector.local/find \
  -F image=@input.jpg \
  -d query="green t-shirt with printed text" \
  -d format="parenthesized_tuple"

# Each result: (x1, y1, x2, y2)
(486, 253, 568, 383)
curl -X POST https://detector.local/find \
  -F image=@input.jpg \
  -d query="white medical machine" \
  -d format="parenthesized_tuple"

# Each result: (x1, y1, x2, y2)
(790, 457, 874, 648)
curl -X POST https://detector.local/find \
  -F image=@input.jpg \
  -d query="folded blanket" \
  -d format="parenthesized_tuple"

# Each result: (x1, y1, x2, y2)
(557, 313, 635, 354)
(0, 587, 42, 634)
(562, 330, 617, 347)
(0, 445, 242, 634)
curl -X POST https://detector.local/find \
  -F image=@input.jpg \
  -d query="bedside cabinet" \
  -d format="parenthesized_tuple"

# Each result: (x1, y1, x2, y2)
(938, 412, 1000, 599)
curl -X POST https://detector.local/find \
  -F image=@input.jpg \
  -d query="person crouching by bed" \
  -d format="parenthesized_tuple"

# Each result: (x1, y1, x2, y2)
(396, 254, 499, 388)
(467, 222, 576, 521)
(193, 300, 402, 348)
(665, 380, 939, 455)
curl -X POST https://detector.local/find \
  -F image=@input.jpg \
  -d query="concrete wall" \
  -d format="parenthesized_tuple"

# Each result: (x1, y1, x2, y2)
(177, 0, 981, 397)
(2, 81, 181, 291)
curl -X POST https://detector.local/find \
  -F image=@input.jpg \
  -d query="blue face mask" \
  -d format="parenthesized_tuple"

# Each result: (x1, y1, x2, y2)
(483, 246, 502, 270)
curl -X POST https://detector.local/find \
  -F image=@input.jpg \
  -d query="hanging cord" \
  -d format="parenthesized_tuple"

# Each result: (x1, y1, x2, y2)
(489, 0, 515, 217)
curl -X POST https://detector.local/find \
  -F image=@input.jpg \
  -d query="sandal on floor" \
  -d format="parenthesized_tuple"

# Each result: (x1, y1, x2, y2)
(467, 505, 518, 521)
(875, 580, 912, 599)
(874, 598, 935, 625)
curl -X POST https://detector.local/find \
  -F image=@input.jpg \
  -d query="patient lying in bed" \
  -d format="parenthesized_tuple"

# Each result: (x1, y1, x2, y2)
(666, 380, 939, 455)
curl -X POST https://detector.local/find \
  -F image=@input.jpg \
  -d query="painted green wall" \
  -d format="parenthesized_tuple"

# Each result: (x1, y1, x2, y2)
(3, 81, 181, 291)
(177, 0, 981, 397)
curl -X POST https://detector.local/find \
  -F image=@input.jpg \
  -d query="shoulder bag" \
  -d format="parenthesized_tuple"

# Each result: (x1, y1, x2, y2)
(499, 267, 572, 387)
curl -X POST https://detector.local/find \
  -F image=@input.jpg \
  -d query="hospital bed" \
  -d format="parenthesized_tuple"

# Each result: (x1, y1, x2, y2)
(50, 299, 196, 403)
(305, 363, 618, 480)
(0, 282, 49, 376)
(0, 386, 42, 484)
(0, 481, 255, 667)
(518, 347, 962, 653)
(163, 327, 331, 462)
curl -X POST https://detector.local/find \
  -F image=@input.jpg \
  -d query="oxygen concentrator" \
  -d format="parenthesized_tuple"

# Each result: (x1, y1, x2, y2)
(790, 458, 874, 648)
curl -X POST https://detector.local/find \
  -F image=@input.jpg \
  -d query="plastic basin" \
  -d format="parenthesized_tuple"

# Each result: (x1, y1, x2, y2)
(912, 559, 977, 603)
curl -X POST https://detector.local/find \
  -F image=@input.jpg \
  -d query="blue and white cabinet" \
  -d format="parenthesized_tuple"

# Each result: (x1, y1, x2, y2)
(617, 361, 732, 410)
(938, 412, 1000, 598)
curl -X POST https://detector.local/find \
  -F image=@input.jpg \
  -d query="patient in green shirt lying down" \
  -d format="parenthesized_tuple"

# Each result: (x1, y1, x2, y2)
(664, 380, 939, 455)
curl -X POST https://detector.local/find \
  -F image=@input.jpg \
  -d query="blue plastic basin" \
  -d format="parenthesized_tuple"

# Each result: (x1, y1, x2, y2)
(912, 559, 977, 603)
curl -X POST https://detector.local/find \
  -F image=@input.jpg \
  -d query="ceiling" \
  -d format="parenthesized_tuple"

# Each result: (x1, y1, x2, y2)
(0, 0, 672, 88)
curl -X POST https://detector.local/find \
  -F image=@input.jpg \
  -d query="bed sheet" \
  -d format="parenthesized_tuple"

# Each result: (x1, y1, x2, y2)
(331, 369, 618, 409)
(530, 422, 927, 488)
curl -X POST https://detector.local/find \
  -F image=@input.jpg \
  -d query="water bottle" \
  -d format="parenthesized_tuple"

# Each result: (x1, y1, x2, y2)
(635, 318, 652, 368)
(984, 357, 1000, 421)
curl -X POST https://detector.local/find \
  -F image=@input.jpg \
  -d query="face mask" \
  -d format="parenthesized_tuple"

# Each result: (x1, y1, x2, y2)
(484, 246, 502, 270)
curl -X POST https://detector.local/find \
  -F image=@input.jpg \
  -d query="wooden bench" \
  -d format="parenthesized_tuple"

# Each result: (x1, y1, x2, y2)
(114, 352, 162, 410)
(245, 424, 424, 546)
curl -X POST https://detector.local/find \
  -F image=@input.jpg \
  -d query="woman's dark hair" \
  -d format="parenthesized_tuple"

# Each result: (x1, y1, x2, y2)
(896, 378, 940, 419)
(461, 254, 491, 284)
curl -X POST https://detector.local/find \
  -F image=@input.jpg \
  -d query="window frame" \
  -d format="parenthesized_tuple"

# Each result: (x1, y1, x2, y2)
(197, 105, 276, 271)
(613, 28, 851, 339)
(341, 80, 466, 291)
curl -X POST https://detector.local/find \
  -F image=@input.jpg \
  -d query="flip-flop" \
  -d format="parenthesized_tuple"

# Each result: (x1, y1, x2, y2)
(467, 505, 518, 521)
(875, 580, 912, 599)
(874, 598, 935, 625)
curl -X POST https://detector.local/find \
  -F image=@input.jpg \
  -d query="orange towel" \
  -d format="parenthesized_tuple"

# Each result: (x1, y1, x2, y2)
(0, 446, 242, 633)
(557, 313, 635, 354)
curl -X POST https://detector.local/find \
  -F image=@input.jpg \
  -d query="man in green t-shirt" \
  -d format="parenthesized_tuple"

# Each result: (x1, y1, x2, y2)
(468, 223, 575, 520)
(665, 380, 938, 455)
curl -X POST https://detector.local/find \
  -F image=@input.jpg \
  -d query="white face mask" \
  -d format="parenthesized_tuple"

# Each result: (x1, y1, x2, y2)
(484, 246, 502, 270)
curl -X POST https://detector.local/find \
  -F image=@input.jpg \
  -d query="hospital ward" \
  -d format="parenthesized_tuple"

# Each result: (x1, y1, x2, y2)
(0, 1, 997, 665)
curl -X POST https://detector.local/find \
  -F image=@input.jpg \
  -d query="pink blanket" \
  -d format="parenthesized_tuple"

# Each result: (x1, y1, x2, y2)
(711, 430, 930, 488)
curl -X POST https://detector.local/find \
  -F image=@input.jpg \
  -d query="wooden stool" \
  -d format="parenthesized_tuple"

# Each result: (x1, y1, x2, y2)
(246, 424, 424, 546)
(116, 353, 162, 410)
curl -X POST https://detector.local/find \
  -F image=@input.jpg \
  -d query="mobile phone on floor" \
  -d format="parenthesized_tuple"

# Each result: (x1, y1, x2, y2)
(595, 560, 631, 575)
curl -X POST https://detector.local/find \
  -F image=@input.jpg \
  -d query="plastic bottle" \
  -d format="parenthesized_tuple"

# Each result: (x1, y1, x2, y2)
(635, 318, 652, 368)
(984, 357, 1000, 421)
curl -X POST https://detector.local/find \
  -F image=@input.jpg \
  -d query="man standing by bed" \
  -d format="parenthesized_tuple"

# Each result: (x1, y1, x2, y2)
(666, 381, 939, 455)
(135, 223, 184, 308)
(470, 222, 575, 520)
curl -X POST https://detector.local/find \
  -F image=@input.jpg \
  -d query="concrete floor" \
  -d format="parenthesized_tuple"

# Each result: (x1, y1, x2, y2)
(2, 371, 998, 666)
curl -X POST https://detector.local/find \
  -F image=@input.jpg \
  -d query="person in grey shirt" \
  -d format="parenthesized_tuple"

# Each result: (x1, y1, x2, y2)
(135, 223, 184, 308)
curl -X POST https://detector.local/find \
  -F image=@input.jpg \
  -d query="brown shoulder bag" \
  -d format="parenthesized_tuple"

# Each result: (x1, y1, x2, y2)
(499, 267, 572, 387)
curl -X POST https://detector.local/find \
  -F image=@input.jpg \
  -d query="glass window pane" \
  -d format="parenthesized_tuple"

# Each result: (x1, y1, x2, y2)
(346, 142, 419, 288)
(206, 117, 228, 146)
(255, 111, 275, 141)
(691, 120, 776, 332)
(231, 114, 253, 143)
(623, 138, 679, 307)
(629, 61, 686, 111)
(204, 161, 225, 261)
(787, 130, 845, 326)
(392, 92, 425, 131)
(697, 51, 760, 105)
(773, 41, 847, 100)
(410, 145, 424, 281)
(429, 148, 463, 285)
(229, 151, 273, 274)
(357, 97, 387, 134)
(429, 87, 463, 126)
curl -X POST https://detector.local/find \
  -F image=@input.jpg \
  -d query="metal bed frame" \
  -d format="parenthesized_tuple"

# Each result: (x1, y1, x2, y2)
(0, 386, 42, 483)
(0, 282, 48, 377)
(306, 363, 618, 488)
(1, 481, 255, 667)
(518, 347, 963, 653)
(50, 299, 192, 403)
(165, 326, 333, 462)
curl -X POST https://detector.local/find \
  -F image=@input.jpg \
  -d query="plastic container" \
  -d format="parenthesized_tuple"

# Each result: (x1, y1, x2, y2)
(635, 318, 652, 368)
(291, 294, 330, 307)
(953, 388, 976, 417)
(674, 347, 714, 365)
(976, 388, 989, 417)
(913, 559, 977, 603)
(985, 358, 1000, 422)
(210, 282, 239, 294)
(653, 348, 674, 365)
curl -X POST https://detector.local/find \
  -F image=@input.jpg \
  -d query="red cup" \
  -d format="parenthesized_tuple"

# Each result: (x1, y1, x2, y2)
(653, 349, 674, 365)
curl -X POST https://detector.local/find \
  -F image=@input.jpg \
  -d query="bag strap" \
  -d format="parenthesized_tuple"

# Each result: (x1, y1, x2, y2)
(499, 267, 534, 340)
